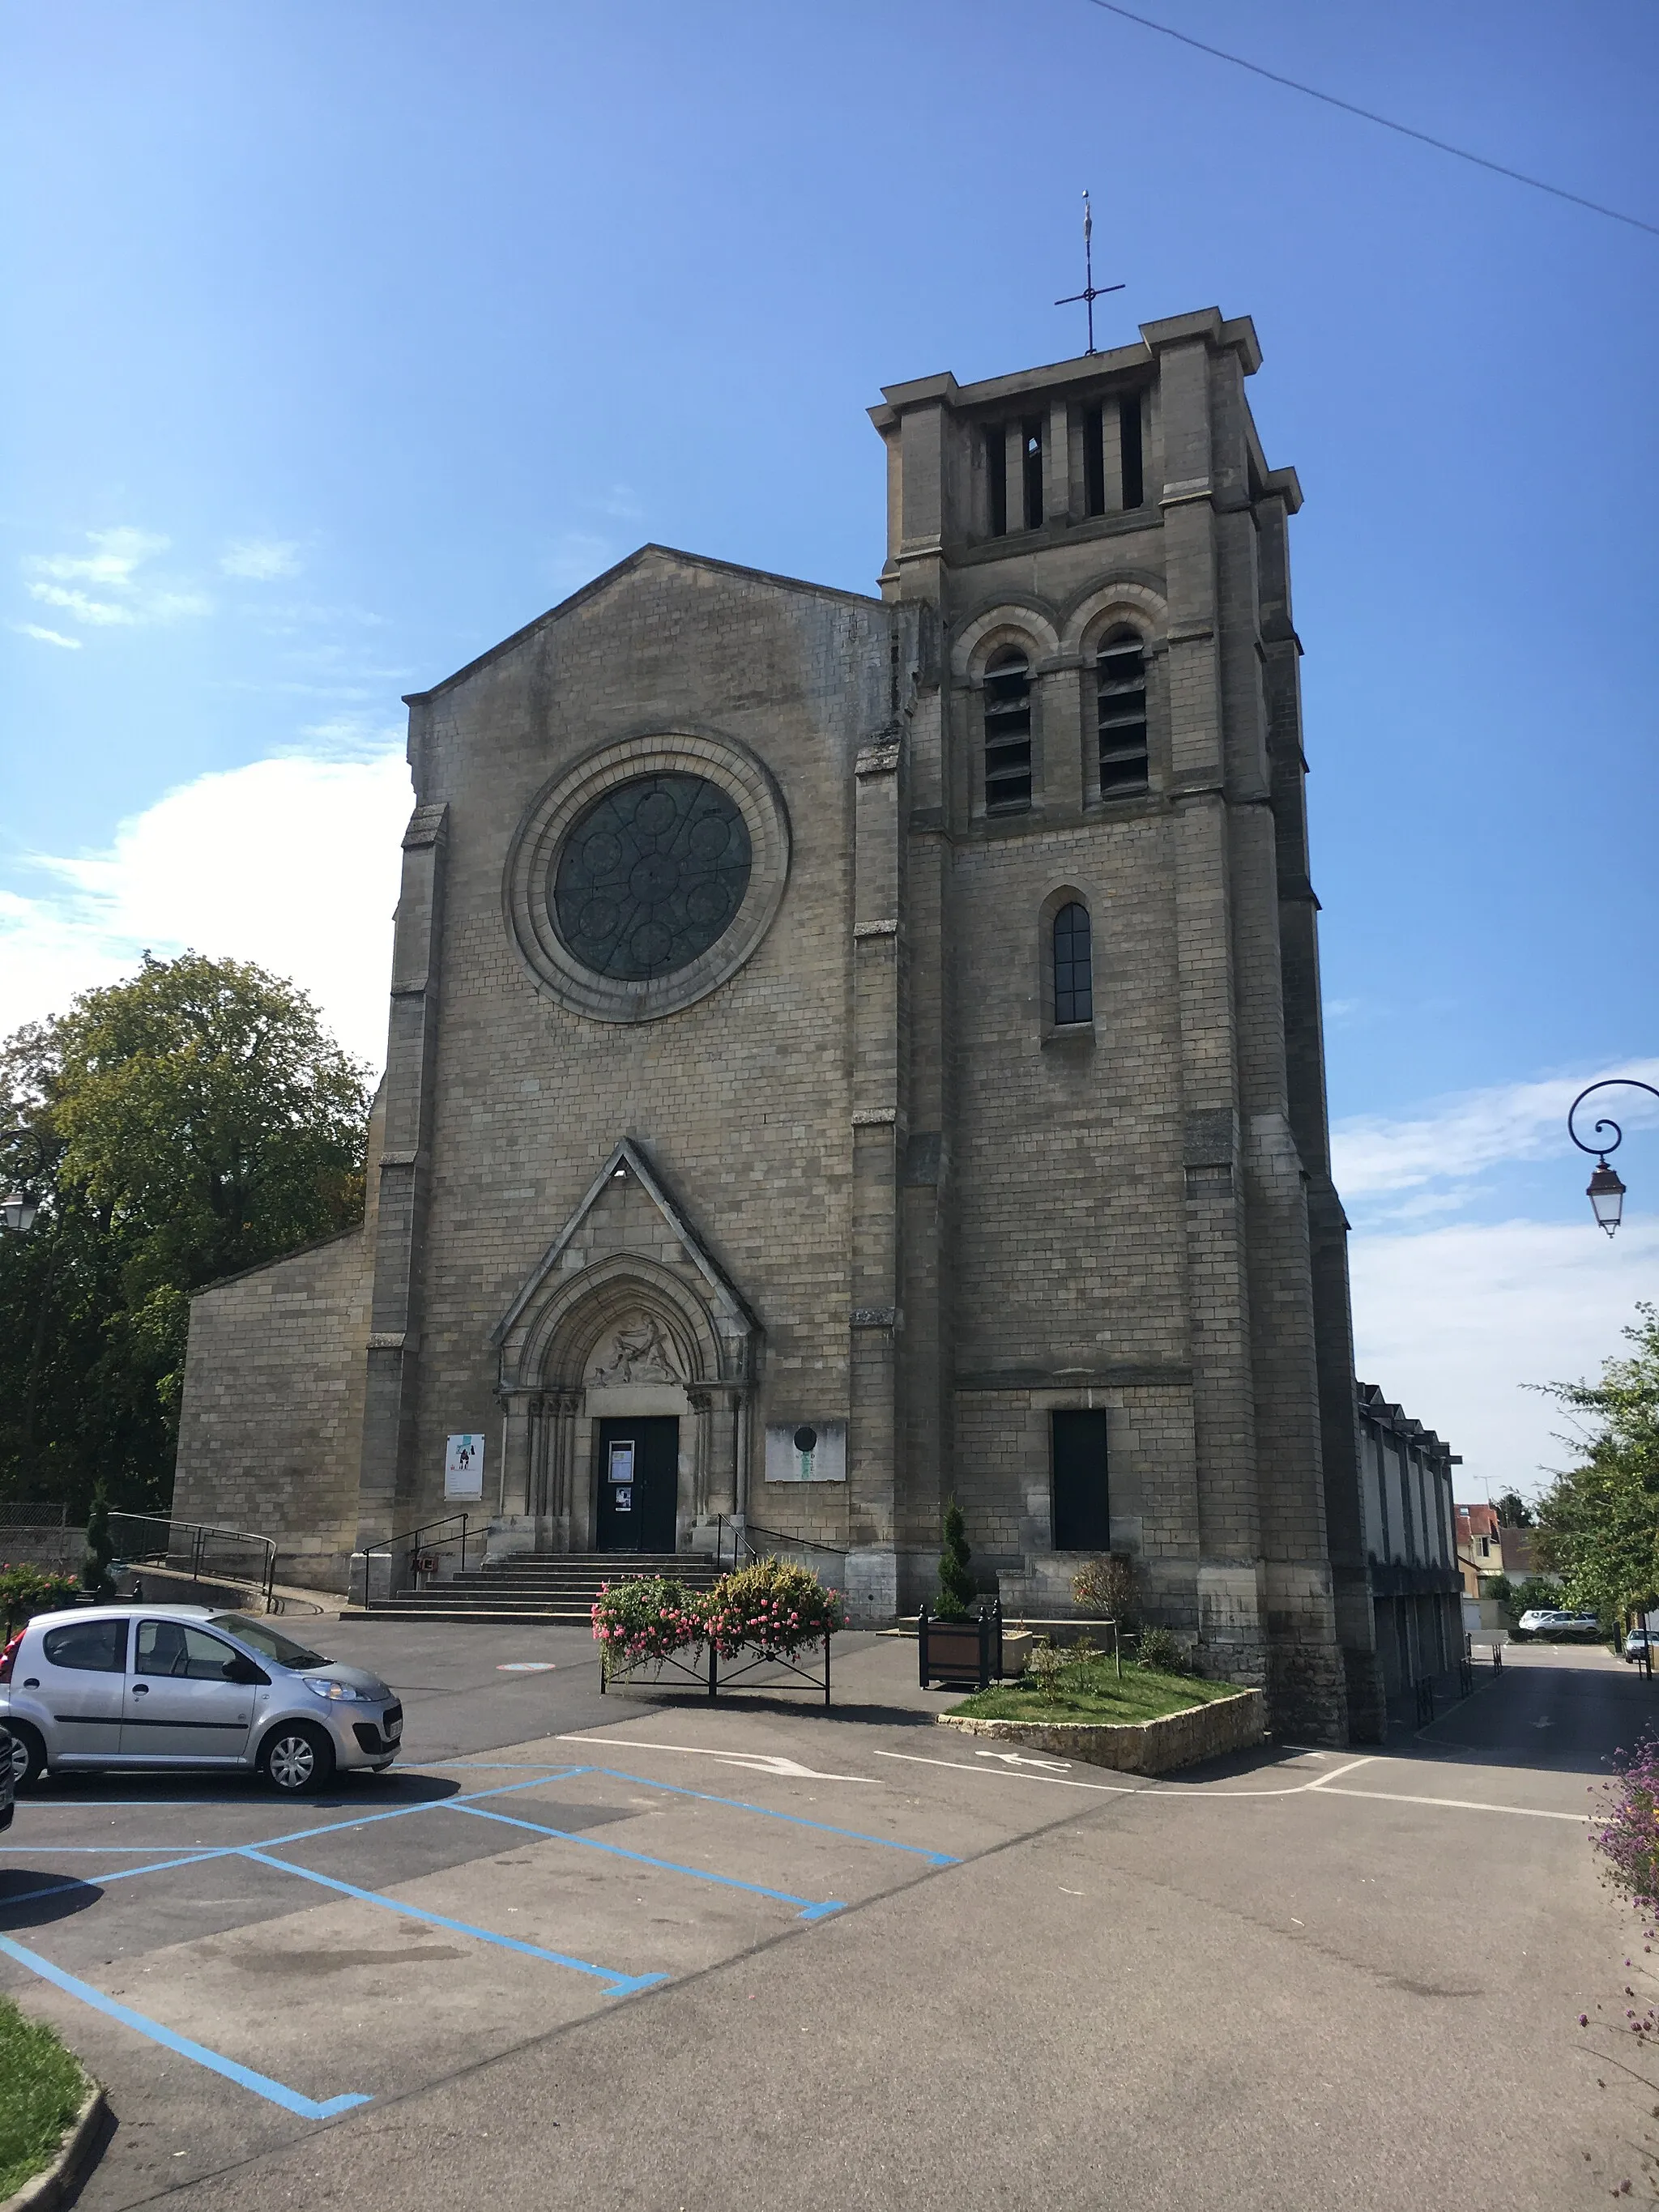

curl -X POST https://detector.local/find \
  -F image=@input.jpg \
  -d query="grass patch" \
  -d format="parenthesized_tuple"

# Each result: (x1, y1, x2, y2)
(949, 1656, 1243, 1725)
(0, 1995, 88, 2198)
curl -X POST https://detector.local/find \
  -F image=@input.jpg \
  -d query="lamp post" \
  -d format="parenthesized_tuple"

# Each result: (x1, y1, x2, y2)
(1567, 1079, 1659, 1237)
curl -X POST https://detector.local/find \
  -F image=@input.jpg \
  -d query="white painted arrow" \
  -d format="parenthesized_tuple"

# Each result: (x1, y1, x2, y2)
(975, 1748, 1073, 1773)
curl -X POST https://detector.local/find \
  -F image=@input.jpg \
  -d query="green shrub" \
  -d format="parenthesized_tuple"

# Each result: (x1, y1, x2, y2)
(703, 1557, 846, 1659)
(80, 1482, 113, 1600)
(0, 1564, 81, 1635)
(1136, 1625, 1183, 1674)
(935, 1498, 976, 1622)
(1026, 1638, 1067, 1704)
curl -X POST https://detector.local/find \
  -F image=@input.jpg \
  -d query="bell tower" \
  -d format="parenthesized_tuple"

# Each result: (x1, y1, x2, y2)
(869, 313, 1381, 1744)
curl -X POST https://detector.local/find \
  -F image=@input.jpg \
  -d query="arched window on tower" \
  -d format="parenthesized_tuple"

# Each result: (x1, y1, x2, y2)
(983, 646, 1033, 810)
(1096, 630, 1149, 797)
(1052, 901, 1093, 1025)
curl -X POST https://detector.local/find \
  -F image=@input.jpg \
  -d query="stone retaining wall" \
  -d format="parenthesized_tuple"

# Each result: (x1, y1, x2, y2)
(937, 1686, 1266, 1775)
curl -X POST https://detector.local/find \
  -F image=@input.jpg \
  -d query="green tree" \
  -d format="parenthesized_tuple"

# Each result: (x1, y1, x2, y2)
(1495, 1490, 1534, 1528)
(1533, 1306, 1659, 1626)
(0, 953, 370, 1516)
(935, 1497, 976, 1621)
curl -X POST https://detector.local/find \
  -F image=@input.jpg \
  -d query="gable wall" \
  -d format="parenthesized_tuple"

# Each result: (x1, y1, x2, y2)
(400, 556, 893, 1528)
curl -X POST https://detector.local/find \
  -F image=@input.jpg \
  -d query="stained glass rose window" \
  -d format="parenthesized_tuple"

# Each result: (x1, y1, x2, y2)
(552, 774, 753, 981)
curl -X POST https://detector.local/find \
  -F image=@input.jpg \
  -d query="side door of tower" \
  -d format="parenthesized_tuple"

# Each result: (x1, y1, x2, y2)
(1051, 1410, 1111, 1552)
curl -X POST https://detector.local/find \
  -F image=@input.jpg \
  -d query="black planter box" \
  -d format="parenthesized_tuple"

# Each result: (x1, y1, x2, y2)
(919, 1601, 1003, 1690)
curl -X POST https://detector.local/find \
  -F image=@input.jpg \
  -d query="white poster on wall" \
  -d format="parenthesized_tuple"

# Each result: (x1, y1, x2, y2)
(444, 1433, 485, 1499)
(764, 1421, 847, 1484)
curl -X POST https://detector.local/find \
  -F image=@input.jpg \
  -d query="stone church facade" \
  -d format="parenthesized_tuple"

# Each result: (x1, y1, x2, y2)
(173, 307, 1384, 1742)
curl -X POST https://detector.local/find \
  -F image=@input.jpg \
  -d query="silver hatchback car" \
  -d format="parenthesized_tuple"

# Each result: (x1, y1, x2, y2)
(0, 1605, 402, 1795)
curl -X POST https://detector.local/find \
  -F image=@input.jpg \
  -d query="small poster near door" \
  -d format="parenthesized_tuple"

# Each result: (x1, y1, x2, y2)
(612, 1486, 633, 1512)
(444, 1434, 485, 1499)
(608, 1441, 634, 1485)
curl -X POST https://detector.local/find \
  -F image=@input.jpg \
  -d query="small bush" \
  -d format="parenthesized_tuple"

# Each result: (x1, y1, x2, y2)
(1026, 1639, 1067, 1704)
(81, 1482, 114, 1600)
(1136, 1625, 1183, 1674)
(703, 1557, 846, 1660)
(590, 1576, 702, 1666)
(1073, 1554, 1135, 1623)
(935, 1498, 976, 1622)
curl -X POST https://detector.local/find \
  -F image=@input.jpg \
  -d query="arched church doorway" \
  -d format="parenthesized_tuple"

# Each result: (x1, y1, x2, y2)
(595, 1416, 679, 1553)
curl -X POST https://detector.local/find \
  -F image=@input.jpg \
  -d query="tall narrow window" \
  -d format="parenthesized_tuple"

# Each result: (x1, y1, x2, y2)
(985, 423, 1007, 537)
(1120, 393, 1144, 509)
(1021, 416, 1044, 529)
(1096, 630, 1149, 797)
(1051, 1410, 1110, 1551)
(1083, 404, 1106, 518)
(1052, 901, 1093, 1025)
(983, 647, 1033, 810)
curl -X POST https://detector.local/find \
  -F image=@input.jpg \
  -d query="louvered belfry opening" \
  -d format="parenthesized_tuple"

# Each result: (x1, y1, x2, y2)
(983, 646, 1034, 810)
(1096, 631, 1149, 796)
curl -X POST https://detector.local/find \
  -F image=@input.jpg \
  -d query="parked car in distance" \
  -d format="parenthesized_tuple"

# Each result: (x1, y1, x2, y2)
(1515, 1608, 1601, 1639)
(1625, 1629, 1657, 1664)
(0, 1605, 402, 1795)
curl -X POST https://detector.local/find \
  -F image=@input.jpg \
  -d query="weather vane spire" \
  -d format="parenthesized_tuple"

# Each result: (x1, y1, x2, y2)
(1055, 189, 1124, 356)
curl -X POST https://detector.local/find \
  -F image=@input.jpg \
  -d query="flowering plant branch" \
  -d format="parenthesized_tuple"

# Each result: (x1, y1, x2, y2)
(590, 1575, 705, 1667)
(701, 1557, 846, 1660)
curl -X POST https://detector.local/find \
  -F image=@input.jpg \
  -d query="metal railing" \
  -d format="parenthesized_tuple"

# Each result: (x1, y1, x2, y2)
(109, 1511, 279, 1613)
(711, 1519, 847, 1573)
(360, 1512, 486, 1608)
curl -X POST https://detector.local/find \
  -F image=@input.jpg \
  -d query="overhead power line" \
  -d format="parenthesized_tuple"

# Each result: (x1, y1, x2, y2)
(1081, 0, 1659, 240)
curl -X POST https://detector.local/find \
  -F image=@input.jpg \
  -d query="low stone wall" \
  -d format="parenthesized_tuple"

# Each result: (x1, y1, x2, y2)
(937, 1687, 1266, 1775)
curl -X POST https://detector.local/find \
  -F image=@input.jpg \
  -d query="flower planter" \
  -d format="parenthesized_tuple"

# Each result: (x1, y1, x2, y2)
(919, 1602, 1003, 1690)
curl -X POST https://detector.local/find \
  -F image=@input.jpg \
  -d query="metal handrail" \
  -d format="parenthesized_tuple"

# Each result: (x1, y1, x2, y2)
(738, 1524, 847, 1564)
(109, 1511, 279, 1613)
(361, 1512, 482, 1608)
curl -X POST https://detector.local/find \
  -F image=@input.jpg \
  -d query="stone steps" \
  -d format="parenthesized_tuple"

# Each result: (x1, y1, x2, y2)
(358, 1552, 727, 1624)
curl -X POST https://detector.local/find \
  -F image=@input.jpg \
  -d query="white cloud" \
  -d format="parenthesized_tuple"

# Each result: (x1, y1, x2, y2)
(221, 539, 302, 581)
(1350, 1216, 1659, 1503)
(20, 527, 211, 634)
(11, 623, 83, 650)
(1333, 1062, 1659, 1200)
(0, 748, 412, 1070)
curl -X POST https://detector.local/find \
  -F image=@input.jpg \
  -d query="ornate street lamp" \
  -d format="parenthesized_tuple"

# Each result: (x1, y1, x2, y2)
(1568, 1079, 1659, 1238)
(1, 1189, 39, 1234)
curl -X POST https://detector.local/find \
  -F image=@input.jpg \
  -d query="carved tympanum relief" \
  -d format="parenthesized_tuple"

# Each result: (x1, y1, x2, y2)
(586, 1313, 682, 1386)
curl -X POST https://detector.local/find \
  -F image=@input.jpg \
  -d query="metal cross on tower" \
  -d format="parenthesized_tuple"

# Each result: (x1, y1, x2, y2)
(1055, 190, 1124, 356)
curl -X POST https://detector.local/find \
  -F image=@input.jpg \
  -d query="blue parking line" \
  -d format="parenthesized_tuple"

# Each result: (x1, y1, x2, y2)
(598, 1768, 961, 1866)
(237, 1848, 664, 1997)
(0, 1931, 369, 2120)
(447, 1801, 843, 1922)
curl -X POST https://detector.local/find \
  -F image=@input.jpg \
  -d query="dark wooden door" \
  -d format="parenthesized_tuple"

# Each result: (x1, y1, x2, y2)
(1051, 1410, 1110, 1552)
(595, 1417, 679, 1554)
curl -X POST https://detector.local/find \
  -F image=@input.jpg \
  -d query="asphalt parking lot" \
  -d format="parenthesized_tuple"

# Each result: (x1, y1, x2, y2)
(4, 1625, 1658, 2211)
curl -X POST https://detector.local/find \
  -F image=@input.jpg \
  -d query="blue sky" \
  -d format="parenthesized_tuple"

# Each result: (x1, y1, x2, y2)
(2, 0, 1656, 1495)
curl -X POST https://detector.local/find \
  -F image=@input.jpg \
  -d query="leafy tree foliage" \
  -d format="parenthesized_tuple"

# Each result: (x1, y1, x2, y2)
(1534, 1305, 1659, 1626)
(1494, 1490, 1534, 1528)
(0, 953, 370, 1517)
